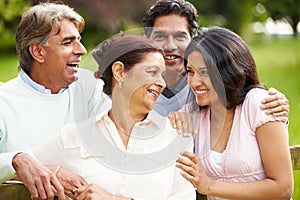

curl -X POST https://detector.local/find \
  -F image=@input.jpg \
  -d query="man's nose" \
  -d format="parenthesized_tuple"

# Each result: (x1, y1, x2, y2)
(163, 36, 178, 52)
(74, 41, 87, 56)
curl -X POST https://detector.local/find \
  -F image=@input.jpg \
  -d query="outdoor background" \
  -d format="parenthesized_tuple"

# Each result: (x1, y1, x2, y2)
(0, 0, 300, 198)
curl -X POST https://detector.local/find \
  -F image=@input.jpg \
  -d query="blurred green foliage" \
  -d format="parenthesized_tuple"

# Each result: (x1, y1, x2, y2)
(0, 0, 31, 52)
(258, 0, 300, 36)
(1, 0, 299, 52)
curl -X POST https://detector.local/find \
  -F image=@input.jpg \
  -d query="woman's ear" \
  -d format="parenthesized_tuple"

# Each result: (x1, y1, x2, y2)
(29, 44, 45, 63)
(112, 61, 125, 82)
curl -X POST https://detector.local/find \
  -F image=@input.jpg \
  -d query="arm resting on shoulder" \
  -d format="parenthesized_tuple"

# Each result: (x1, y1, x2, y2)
(261, 88, 289, 117)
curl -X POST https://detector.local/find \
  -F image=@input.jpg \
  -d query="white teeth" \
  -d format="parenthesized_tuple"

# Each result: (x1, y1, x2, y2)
(195, 90, 208, 94)
(165, 55, 176, 60)
(148, 89, 158, 96)
(67, 63, 79, 68)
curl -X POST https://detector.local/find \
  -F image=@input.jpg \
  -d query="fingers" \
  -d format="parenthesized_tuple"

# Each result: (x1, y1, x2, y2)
(27, 177, 56, 200)
(261, 89, 289, 117)
(12, 154, 66, 200)
(176, 152, 212, 194)
(261, 99, 289, 117)
(58, 167, 87, 199)
(27, 182, 39, 200)
(179, 151, 201, 164)
(265, 105, 289, 117)
(51, 177, 65, 200)
(176, 152, 199, 175)
(94, 70, 100, 79)
(76, 184, 89, 200)
(181, 113, 195, 137)
(168, 112, 197, 137)
(76, 184, 101, 200)
(168, 112, 177, 129)
(267, 87, 278, 95)
(176, 152, 199, 188)
(261, 92, 284, 105)
(22, 170, 58, 200)
(174, 112, 184, 135)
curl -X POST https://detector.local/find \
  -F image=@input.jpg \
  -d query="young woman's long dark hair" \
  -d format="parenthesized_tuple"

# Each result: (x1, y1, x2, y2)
(184, 26, 264, 111)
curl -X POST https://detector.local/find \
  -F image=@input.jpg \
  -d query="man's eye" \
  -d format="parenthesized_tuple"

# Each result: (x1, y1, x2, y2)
(175, 34, 187, 41)
(153, 34, 166, 41)
(62, 40, 72, 45)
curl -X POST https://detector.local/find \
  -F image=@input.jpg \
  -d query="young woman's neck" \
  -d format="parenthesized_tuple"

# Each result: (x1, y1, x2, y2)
(210, 106, 235, 152)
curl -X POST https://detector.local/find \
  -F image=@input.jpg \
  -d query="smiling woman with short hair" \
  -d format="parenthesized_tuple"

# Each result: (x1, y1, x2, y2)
(33, 34, 196, 200)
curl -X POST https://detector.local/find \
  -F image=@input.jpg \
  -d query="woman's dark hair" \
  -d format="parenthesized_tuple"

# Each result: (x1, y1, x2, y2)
(184, 26, 264, 110)
(143, 0, 199, 38)
(92, 34, 164, 95)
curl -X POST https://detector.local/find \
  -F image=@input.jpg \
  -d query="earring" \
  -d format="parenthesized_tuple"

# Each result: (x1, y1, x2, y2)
(118, 81, 122, 89)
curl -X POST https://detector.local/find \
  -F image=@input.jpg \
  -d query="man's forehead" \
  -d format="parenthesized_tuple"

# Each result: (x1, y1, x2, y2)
(48, 20, 79, 39)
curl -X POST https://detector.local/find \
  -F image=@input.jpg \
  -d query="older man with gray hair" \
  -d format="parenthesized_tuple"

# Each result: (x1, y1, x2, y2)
(0, 2, 110, 199)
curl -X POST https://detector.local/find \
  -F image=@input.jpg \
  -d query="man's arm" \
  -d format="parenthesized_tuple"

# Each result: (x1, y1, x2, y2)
(12, 152, 65, 200)
(0, 151, 20, 182)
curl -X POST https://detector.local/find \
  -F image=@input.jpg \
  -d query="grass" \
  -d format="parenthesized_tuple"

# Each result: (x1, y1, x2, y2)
(249, 37, 300, 199)
(0, 54, 19, 82)
(250, 37, 300, 146)
(0, 37, 300, 199)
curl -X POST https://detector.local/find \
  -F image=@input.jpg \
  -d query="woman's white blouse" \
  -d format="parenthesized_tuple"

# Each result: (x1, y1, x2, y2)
(33, 109, 195, 200)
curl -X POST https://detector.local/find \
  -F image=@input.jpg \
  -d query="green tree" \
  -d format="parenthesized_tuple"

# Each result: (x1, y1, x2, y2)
(259, 0, 300, 36)
(0, 0, 32, 52)
(189, 0, 256, 34)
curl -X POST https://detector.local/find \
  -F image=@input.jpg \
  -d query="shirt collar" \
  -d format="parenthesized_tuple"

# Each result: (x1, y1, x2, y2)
(96, 109, 164, 129)
(20, 69, 67, 94)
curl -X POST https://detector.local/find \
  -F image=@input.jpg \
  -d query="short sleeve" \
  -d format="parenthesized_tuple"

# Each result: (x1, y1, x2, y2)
(243, 88, 288, 135)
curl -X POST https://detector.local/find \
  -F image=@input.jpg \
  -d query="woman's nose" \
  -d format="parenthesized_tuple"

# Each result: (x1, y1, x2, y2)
(155, 75, 166, 89)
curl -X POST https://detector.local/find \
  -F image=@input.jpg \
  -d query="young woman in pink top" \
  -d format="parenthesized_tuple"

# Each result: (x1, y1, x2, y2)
(176, 26, 293, 199)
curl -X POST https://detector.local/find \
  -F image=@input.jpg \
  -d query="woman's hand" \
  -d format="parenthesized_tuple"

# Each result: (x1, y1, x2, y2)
(53, 166, 87, 199)
(75, 184, 132, 200)
(261, 88, 289, 117)
(168, 112, 197, 137)
(176, 152, 212, 195)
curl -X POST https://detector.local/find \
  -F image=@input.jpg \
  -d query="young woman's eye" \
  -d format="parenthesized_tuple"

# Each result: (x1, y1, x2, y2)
(200, 69, 208, 76)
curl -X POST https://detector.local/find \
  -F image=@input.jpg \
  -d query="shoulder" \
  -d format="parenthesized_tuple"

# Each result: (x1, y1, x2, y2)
(72, 68, 104, 91)
(58, 117, 98, 148)
(69, 68, 105, 100)
(0, 76, 22, 92)
(148, 110, 176, 137)
(149, 110, 169, 127)
(241, 88, 287, 131)
(0, 76, 27, 104)
(244, 88, 268, 103)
